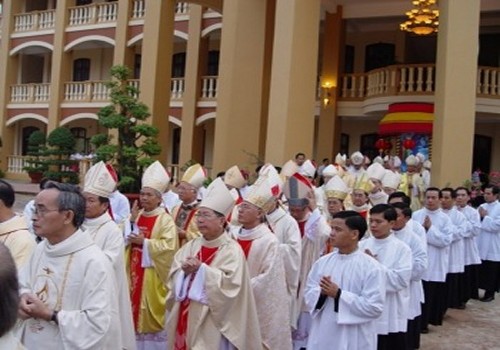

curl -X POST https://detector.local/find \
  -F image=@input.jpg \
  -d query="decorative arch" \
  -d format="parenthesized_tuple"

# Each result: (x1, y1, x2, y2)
(64, 35, 115, 52)
(174, 30, 188, 41)
(196, 112, 216, 125)
(201, 23, 222, 38)
(6, 113, 48, 126)
(169, 116, 182, 127)
(60, 113, 98, 126)
(10, 41, 54, 56)
(127, 33, 143, 47)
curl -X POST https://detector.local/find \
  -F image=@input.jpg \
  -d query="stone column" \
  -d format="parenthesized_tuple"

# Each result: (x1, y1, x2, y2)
(432, 0, 480, 187)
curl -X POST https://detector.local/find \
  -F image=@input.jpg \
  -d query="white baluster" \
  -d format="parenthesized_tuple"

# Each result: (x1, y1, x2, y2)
(425, 66, 433, 92)
(359, 76, 365, 98)
(407, 67, 415, 92)
(416, 67, 424, 92)
(201, 78, 208, 98)
(483, 69, 490, 95)
(399, 68, 407, 93)
(477, 69, 482, 94)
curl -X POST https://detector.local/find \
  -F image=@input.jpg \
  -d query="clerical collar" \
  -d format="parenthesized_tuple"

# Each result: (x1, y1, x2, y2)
(239, 224, 262, 237)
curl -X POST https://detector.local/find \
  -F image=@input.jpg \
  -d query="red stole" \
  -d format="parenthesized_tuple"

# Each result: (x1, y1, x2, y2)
(237, 239, 253, 259)
(175, 207, 197, 246)
(297, 220, 306, 238)
(129, 214, 158, 330)
(175, 245, 219, 350)
(358, 210, 368, 219)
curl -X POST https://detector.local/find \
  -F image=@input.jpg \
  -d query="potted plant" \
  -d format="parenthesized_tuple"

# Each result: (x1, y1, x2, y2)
(91, 65, 161, 193)
(43, 127, 79, 184)
(23, 130, 48, 183)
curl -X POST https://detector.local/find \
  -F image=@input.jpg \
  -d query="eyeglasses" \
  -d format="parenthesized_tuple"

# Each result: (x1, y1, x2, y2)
(32, 206, 60, 217)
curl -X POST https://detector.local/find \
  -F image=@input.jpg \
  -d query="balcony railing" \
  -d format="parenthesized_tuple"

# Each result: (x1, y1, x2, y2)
(10, 84, 51, 103)
(171, 78, 185, 99)
(131, 0, 145, 19)
(339, 64, 500, 100)
(13, 10, 56, 32)
(68, 2, 118, 27)
(201, 76, 218, 99)
(176, 2, 189, 15)
(64, 81, 110, 102)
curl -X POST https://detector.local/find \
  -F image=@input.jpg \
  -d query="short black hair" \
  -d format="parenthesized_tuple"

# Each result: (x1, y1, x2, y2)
(0, 243, 19, 337)
(440, 187, 456, 198)
(484, 185, 499, 195)
(0, 180, 15, 208)
(426, 187, 442, 198)
(388, 191, 411, 206)
(391, 201, 412, 218)
(295, 152, 306, 159)
(331, 210, 367, 240)
(455, 186, 470, 196)
(370, 203, 397, 221)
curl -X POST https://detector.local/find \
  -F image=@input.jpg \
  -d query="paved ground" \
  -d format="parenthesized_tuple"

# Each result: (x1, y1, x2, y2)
(6, 179, 500, 349)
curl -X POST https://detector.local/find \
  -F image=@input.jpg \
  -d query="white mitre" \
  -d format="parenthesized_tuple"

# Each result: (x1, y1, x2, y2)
(84, 161, 116, 198)
(181, 163, 207, 189)
(224, 165, 246, 189)
(200, 177, 235, 217)
(142, 160, 171, 193)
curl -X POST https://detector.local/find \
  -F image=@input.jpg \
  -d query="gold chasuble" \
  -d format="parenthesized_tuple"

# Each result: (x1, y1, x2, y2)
(126, 206, 178, 333)
(166, 233, 262, 350)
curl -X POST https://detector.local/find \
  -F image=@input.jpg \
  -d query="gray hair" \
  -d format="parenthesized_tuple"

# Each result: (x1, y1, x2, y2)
(45, 182, 86, 228)
(0, 243, 19, 337)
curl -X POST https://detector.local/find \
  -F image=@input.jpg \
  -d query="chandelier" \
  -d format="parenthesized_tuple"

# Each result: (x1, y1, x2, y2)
(400, 0, 439, 35)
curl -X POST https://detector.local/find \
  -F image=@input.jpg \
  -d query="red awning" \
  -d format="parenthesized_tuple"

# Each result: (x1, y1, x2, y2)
(378, 103, 434, 136)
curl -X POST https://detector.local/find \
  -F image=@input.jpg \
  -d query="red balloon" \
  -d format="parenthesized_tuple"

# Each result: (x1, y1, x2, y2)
(403, 138, 416, 150)
(375, 138, 386, 150)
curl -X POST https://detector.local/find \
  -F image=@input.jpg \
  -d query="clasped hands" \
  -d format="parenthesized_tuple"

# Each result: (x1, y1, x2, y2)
(181, 256, 202, 275)
(18, 293, 53, 321)
(320, 275, 339, 298)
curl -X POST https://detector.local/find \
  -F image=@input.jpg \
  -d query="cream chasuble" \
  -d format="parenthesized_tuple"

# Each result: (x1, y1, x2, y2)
(0, 215, 36, 269)
(82, 212, 136, 349)
(236, 224, 292, 350)
(166, 233, 262, 350)
(18, 229, 122, 349)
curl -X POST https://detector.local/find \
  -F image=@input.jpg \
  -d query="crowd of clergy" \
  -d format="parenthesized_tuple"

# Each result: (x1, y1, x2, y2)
(1, 148, 500, 350)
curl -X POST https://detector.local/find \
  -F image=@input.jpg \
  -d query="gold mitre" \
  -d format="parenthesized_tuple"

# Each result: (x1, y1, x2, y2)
(142, 161, 171, 193)
(84, 161, 116, 198)
(324, 175, 349, 201)
(245, 178, 274, 211)
(181, 163, 207, 189)
(224, 165, 246, 189)
(353, 173, 374, 193)
(200, 177, 235, 217)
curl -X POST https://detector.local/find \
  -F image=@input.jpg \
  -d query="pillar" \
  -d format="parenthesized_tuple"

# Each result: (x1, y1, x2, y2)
(139, 0, 176, 163)
(179, 4, 203, 166)
(432, 0, 480, 187)
(113, 0, 134, 68)
(211, 0, 268, 173)
(316, 6, 344, 162)
(265, 0, 321, 165)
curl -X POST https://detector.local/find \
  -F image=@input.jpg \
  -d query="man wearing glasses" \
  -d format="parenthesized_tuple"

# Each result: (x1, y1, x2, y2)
(17, 182, 122, 349)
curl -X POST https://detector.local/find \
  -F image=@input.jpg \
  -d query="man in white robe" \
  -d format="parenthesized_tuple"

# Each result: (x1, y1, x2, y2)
(0, 180, 36, 269)
(305, 210, 385, 350)
(476, 185, 500, 302)
(389, 192, 427, 245)
(391, 202, 428, 349)
(412, 187, 453, 332)
(82, 161, 136, 349)
(359, 204, 413, 349)
(18, 182, 122, 349)
(455, 187, 481, 303)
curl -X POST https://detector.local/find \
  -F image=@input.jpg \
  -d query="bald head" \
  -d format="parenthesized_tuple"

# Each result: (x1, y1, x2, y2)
(0, 243, 19, 337)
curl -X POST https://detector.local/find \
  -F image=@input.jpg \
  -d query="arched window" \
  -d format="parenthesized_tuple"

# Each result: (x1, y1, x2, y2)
(73, 58, 91, 81)
(171, 53, 186, 78)
(70, 127, 88, 154)
(22, 127, 40, 155)
(207, 50, 220, 76)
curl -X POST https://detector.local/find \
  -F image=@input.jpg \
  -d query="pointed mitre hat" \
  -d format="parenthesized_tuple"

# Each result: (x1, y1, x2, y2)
(181, 163, 207, 189)
(84, 161, 117, 198)
(200, 177, 235, 217)
(280, 159, 299, 178)
(353, 173, 375, 193)
(405, 154, 419, 167)
(334, 153, 347, 167)
(299, 159, 316, 178)
(324, 175, 349, 201)
(224, 165, 246, 189)
(350, 151, 364, 166)
(142, 161, 171, 193)
(258, 164, 283, 197)
(283, 173, 314, 207)
(245, 177, 274, 211)
(322, 164, 338, 178)
(367, 162, 386, 181)
(381, 170, 401, 190)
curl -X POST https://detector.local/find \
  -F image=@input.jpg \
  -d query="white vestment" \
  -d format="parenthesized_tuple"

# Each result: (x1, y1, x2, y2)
(109, 190, 131, 237)
(456, 205, 481, 265)
(393, 225, 428, 320)
(18, 229, 122, 350)
(442, 207, 468, 273)
(236, 224, 292, 350)
(359, 235, 412, 334)
(477, 201, 500, 261)
(0, 215, 36, 270)
(304, 249, 385, 350)
(412, 208, 453, 282)
(82, 212, 136, 350)
(266, 206, 302, 328)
